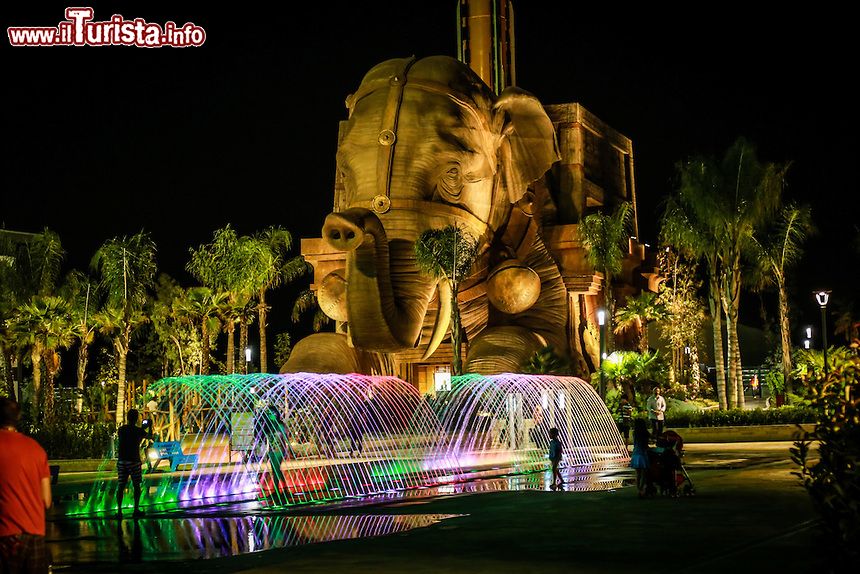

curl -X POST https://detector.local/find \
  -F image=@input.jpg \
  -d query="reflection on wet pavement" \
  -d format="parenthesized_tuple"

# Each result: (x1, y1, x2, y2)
(47, 513, 462, 564)
(47, 466, 631, 566)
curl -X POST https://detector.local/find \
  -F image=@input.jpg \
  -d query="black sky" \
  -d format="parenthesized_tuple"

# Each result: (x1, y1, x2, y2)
(3, 2, 857, 342)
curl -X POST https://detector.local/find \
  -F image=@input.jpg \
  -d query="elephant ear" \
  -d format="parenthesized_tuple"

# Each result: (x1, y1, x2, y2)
(493, 87, 560, 204)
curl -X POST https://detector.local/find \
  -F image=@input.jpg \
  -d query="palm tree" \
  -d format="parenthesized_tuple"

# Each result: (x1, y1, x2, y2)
(750, 204, 813, 394)
(579, 202, 633, 348)
(291, 289, 332, 333)
(10, 296, 73, 420)
(614, 291, 667, 354)
(91, 232, 157, 426)
(715, 140, 785, 408)
(188, 226, 261, 374)
(60, 270, 100, 413)
(414, 225, 479, 375)
(667, 138, 784, 408)
(179, 286, 224, 375)
(0, 229, 65, 400)
(522, 346, 571, 375)
(663, 193, 728, 408)
(249, 227, 311, 373)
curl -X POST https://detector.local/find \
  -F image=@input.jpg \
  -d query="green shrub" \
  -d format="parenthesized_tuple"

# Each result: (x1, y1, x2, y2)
(792, 354, 860, 564)
(26, 421, 114, 459)
(667, 405, 816, 428)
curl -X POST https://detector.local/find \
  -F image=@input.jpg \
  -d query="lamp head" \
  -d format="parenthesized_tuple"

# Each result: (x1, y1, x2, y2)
(597, 309, 605, 326)
(815, 291, 831, 307)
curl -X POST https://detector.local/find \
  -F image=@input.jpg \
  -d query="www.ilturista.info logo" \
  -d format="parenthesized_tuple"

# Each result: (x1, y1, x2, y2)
(7, 7, 206, 47)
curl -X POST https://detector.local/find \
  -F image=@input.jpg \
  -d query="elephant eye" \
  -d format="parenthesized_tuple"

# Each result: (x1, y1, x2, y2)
(437, 163, 464, 202)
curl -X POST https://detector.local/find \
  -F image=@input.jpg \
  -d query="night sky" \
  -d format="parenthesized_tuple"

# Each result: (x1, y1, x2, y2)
(3, 2, 857, 345)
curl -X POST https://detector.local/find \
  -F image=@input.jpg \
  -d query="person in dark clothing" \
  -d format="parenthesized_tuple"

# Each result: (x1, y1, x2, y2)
(116, 409, 151, 519)
(617, 398, 633, 445)
(548, 427, 564, 490)
(630, 418, 651, 498)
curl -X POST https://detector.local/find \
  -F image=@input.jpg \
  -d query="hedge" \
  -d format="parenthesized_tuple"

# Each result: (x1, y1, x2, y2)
(666, 406, 816, 428)
(27, 421, 114, 460)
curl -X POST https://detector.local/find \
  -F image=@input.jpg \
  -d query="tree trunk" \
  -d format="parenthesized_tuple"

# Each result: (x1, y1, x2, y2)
(226, 322, 235, 374)
(2, 349, 14, 399)
(603, 268, 615, 350)
(639, 319, 648, 354)
(709, 286, 728, 410)
(724, 308, 738, 409)
(30, 345, 42, 420)
(200, 319, 210, 375)
(723, 259, 744, 409)
(116, 336, 128, 427)
(728, 316, 744, 408)
(42, 349, 58, 421)
(76, 340, 89, 413)
(777, 277, 793, 394)
(258, 291, 269, 373)
(690, 345, 701, 398)
(451, 282, 463, 376)
(239, 318, 249, 374)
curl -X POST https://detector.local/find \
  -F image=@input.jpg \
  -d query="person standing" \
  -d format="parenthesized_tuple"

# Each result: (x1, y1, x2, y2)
(617, 397, 634, 445)
(630, 418, 651, 498)
(116, 409, 151, 519)
(0, 398, 52, 574)
(646, 387, 666, 437)
(547, 427, 564, 490)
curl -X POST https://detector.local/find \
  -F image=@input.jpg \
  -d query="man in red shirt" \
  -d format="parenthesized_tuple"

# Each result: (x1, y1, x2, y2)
(0, 398, 52, 574)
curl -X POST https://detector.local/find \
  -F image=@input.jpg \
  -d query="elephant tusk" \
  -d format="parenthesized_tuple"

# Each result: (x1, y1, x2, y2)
(421, 279, 452, 360)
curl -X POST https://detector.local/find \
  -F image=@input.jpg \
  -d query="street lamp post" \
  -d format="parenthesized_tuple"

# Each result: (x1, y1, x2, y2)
(815, 291, 831, 376)
(597, 309, 606, 400)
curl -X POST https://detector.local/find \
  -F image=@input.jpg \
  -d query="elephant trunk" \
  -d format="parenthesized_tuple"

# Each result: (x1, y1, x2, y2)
(323, 208, 436, 351)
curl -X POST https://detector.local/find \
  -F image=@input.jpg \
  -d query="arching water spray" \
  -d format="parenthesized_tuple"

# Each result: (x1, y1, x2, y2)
(68, 372, 627, 516)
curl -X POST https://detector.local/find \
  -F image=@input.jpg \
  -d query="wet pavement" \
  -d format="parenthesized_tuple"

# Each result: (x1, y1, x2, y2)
(46, 466, 630, 567)
(48, 513, 464, 564)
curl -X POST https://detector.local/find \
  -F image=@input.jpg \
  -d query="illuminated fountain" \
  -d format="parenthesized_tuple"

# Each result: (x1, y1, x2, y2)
(432, 373, 629, 473)
(69, 372, 627, 516)
(72, 373, 456, 515)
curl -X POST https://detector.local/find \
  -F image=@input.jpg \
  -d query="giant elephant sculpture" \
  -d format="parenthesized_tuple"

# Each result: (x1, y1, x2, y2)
(283, 55, 572, 376)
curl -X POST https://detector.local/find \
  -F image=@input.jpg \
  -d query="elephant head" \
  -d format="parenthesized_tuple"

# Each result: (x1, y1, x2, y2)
(285, 56, 561, 374)
(283, 56, 563, 372)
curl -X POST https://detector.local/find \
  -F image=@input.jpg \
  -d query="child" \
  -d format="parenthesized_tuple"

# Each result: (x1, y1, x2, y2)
(548, 427, 564, 490)
(618, 398, 633, 445)
(630, 418, 651, 498)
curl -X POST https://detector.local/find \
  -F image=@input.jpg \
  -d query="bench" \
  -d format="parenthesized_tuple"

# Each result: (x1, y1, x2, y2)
(148, 441, 198, 472)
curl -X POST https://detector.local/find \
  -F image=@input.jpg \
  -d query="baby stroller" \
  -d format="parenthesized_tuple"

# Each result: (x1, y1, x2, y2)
(645, 430, 695, 496)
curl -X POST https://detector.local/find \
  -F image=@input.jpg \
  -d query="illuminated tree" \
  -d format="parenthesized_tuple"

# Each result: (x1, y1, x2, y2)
(60, 270, 100, 412)
(91, 231, 157, 426)
(615, 291, 667, 354)
(10, 296, 73, 420)
(249, 227, 311, 373)
(750, 204, 814, 394)
(666, 138, 784, 408)
(414, 225, 479, 376)
(579, 202, 633, 348)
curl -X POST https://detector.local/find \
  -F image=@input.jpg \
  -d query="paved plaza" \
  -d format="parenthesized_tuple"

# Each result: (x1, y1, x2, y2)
(50, 441, 825, 573)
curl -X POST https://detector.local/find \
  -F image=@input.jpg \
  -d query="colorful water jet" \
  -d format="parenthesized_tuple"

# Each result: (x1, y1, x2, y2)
(67, 372, 627, 516)
(432, 373, 629, 473)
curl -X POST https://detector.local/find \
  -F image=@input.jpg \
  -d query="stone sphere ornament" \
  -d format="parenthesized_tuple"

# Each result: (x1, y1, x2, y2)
(486, 259, 541, 314)
(317, 269, 348, 322)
